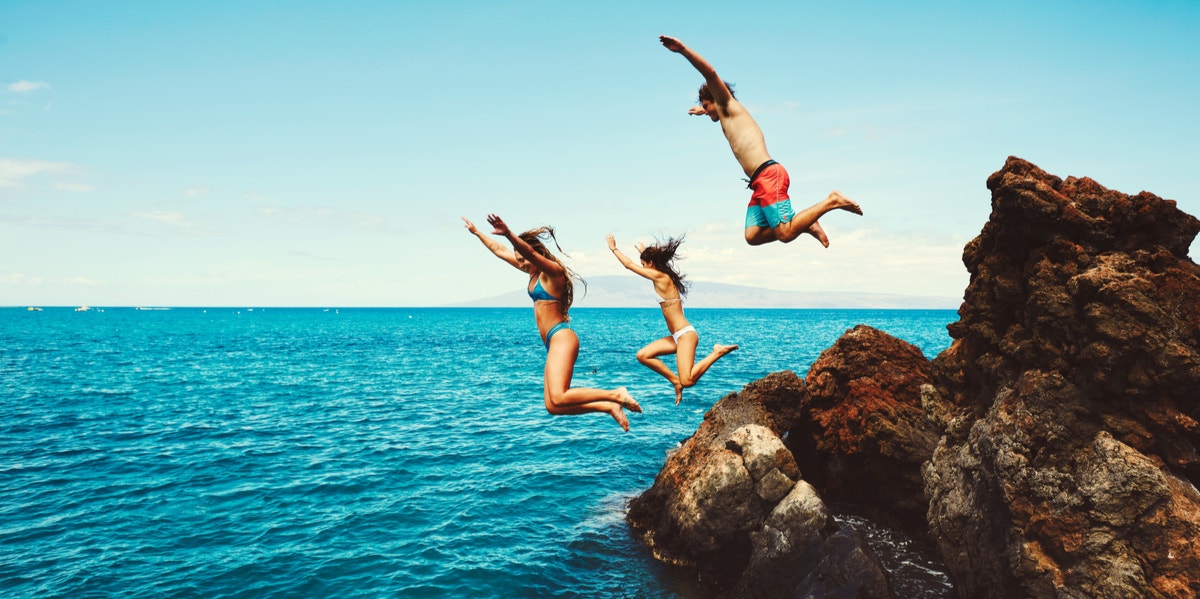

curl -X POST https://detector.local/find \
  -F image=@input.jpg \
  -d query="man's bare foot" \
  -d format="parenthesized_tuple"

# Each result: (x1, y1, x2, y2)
(806, 220, 830, 248)
(610, 405, 630, 431)
(615, 387, 642, 413)
(826, 190, 862, 215)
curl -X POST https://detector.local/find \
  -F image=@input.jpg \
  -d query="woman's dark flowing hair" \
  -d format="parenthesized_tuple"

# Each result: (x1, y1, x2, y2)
(639, 235, 689, 298)
(519, 226, 585, 316)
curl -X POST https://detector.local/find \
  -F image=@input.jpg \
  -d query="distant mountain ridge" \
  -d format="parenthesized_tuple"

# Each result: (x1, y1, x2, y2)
(450, 276, 960, 309)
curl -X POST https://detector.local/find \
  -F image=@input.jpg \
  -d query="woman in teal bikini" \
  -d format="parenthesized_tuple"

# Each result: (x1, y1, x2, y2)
(464, 215, 640, 431)
(607, 234, 738, 404)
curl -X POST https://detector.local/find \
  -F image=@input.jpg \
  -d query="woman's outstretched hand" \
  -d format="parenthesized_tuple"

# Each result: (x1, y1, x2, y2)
(605, 234, 618, 252)
(486, 214, 510, 237)
(461, 216, 477, 234)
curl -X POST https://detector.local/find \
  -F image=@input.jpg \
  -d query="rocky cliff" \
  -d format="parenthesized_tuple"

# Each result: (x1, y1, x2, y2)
(627, 157, 1200, 598)
(926, 157, 1200, 597)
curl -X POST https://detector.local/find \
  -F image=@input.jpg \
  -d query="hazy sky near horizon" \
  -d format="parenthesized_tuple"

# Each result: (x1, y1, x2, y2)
(3, 0, 1197, 307)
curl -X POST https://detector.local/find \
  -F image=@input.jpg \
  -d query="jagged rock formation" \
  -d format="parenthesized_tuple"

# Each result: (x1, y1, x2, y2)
(924, 157, 1200, 597)
(627, 157, 1200, 598)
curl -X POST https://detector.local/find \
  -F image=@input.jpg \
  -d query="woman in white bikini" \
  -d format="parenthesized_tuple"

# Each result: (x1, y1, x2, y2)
(607, 234, 737, 404)
(464, 215, 640, 431)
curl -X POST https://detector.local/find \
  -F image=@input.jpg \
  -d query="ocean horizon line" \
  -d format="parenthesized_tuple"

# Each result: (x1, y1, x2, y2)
(6, 304, 960, 311)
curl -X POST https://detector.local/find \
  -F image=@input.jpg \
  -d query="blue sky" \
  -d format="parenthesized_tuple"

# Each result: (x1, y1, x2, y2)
(2, 0, 1197, 307)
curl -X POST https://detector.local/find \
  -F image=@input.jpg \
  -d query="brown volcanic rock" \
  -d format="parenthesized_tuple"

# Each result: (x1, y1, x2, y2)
(627, 156, 1200, 596)
(626, 372, 807, 590)
(790, 324, 941, 539)
(925, 157, 1200, 597)
(626, 372, 895, 597)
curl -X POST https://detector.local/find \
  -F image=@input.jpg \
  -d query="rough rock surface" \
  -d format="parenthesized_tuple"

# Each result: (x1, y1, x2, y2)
(791, 324, 941, 539)
(924, 157, 1200, 597)
(626, 372, 894, 597)
(628, 156, 1200, 598)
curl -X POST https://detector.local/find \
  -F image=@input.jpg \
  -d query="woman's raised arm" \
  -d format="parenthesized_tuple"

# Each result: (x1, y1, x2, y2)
(463, 216, 521, 270)
(607, 234, 664, 282)
(488, 214, 565, 277)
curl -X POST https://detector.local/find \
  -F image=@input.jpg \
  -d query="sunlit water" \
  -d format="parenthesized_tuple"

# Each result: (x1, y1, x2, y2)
(1, 307, 957, 597)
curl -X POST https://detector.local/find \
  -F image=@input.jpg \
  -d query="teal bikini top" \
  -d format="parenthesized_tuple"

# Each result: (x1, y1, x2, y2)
(528, 277, 560, 303)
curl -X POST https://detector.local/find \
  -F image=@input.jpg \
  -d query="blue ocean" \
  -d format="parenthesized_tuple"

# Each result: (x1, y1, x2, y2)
(1, 307, 957, 598)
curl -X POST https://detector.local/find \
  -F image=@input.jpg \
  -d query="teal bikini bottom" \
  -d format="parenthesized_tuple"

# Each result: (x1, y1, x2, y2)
(544, 321, 571, 350)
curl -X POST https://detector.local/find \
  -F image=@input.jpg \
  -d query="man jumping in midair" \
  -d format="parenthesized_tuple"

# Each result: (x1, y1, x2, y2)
(660, 35, 862, 247)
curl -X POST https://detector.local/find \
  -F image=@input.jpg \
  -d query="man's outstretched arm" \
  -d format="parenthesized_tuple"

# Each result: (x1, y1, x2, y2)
(659, 35, 733, 106)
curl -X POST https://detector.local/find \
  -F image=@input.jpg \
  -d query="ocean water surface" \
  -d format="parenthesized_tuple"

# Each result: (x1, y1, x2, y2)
(1, 307, 957, 598)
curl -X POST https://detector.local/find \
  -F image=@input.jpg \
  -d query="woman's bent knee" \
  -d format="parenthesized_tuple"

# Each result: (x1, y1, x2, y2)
(544, 392, 569, 411)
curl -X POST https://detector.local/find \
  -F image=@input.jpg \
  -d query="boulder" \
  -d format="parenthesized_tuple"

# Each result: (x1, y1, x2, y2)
(626, 372, 895, 597)
(791, 324, 942, 539)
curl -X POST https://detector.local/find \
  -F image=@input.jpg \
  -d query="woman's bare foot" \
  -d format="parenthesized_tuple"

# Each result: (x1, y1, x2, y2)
(714, 343, 739, 359)
(826, 189, 863, 215)
(615, 387, 642, 413)
(610, 405, 630, 431)
(674, 381, 684, 405)
(806, 220, 830, 247)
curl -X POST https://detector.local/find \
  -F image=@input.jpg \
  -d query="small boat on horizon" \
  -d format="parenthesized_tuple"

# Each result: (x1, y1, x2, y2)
(75, 306, 91, 312)
(27, 306, 42, 311)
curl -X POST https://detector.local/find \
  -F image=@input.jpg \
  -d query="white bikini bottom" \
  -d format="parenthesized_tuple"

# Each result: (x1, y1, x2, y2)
(671, 325, 697, 345)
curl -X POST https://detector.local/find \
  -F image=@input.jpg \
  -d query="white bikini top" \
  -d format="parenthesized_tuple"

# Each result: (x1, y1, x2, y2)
(655, 291, 681, 305)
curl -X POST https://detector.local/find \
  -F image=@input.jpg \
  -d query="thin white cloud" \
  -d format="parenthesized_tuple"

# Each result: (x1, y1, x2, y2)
(252, 202, 396, 233)
(185, 186, 209, 197)
(64, 277, 104, 286)
(286, 250, 339, 262)
(0, 214, 126, 233)
(8, 80, 50, 93)
(54, 182, 94, 193)
(0, 158, 72, 188)
(131, 210, 213, 236)
(0, 273, 44, 286)
(133, 210, 190, 226)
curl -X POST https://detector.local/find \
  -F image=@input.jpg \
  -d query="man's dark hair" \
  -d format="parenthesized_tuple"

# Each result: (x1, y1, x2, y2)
(698, 80, 736, 104)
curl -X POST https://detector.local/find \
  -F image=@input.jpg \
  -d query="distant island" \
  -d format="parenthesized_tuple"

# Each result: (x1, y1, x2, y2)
(448, 276, 961, 309)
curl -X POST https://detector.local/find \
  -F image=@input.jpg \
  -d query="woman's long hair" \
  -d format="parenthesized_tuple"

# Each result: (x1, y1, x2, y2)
(519, 226, 585, 316)
(639, 235, 689, 298)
